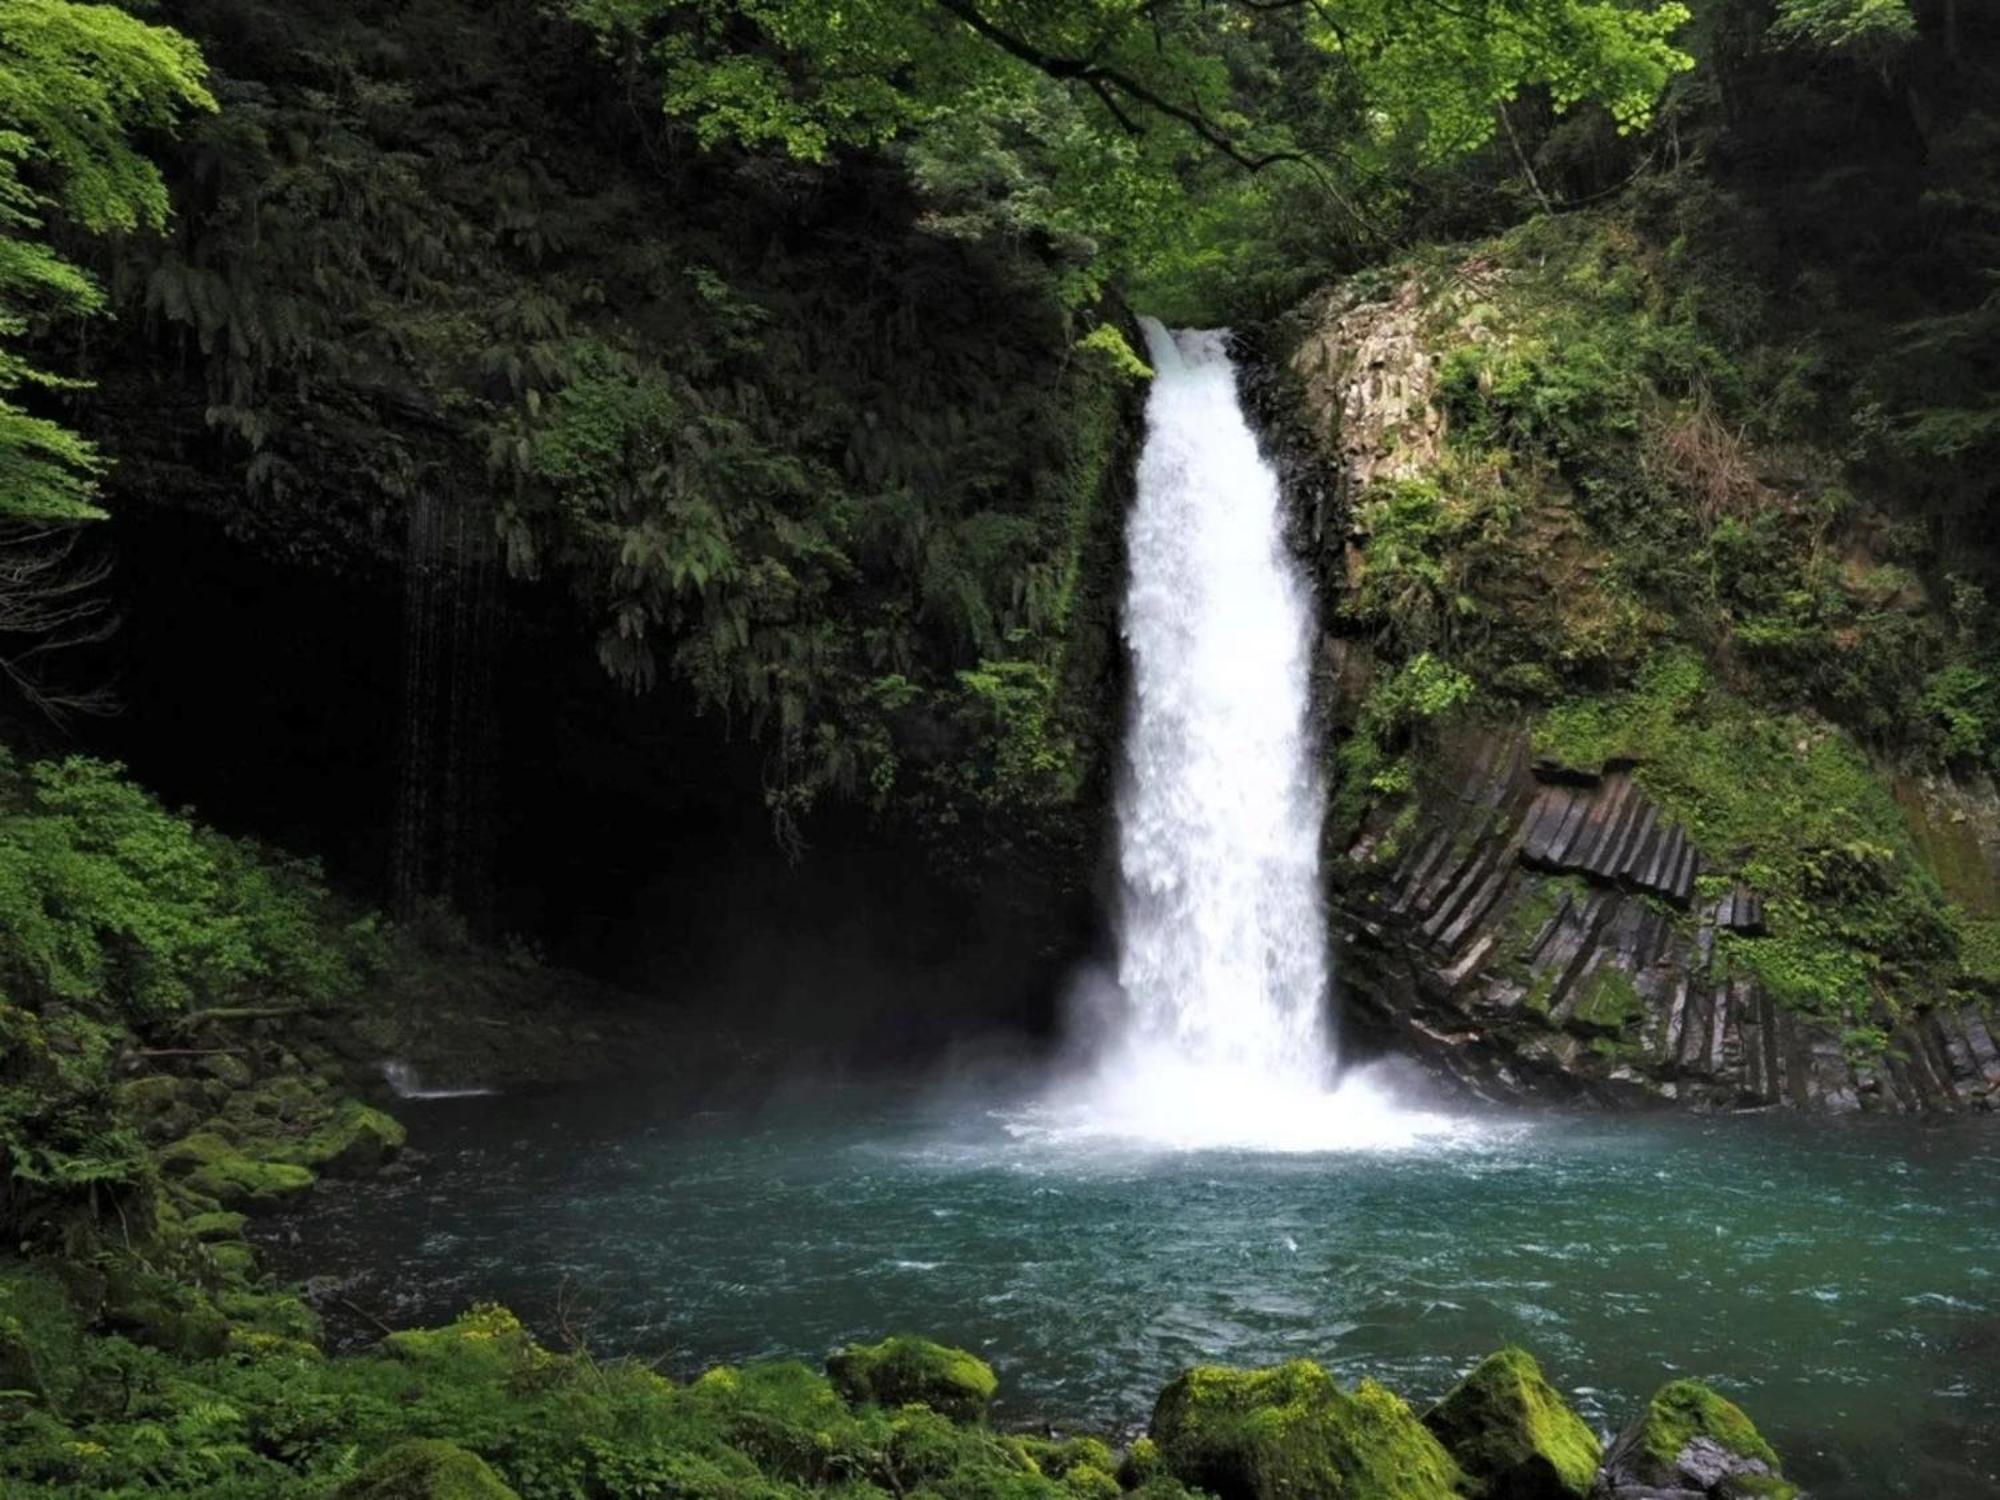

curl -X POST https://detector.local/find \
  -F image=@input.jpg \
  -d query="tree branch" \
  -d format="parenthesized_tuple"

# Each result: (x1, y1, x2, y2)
(924, 0, 1383, 238)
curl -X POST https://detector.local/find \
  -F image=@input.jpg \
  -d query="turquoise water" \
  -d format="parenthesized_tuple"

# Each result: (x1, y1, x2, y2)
(266, 1080, 2000, 1499)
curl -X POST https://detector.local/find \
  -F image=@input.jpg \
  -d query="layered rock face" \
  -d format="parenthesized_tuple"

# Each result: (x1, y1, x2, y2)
(1271, 281, 2000, 1115)
(1333, 726, 2000, 1111)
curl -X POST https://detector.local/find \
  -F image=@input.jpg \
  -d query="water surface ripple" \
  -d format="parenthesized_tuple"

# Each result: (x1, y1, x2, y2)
(265, 1086, 2000, 1500)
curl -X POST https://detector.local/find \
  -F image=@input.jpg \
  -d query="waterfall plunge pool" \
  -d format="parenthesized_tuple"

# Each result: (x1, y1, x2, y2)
(262, 1079, 2000, 1500)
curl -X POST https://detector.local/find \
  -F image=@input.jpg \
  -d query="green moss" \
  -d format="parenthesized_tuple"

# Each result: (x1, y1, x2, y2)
(337, 1438, 520, 1499)
(1638, 1381, 1780, 1471)
(1150, 1360, 1464, 1500)
(182, 1209, 248, 1242)
(1501, 879, 1576, 963)
(1119, 1435, 1165, 1488)
(202, 1240, 258, 1281)
(1533, 652, 1959, 1021)
(1566, 964, 1644, 1037)
(247, 1073, 326, 1121)
(118, 1073, 189, 1116)
(382, 1304, 547, 1375)
(158, 1130, 316, 1208)
(280, 1099, 407, 1177)
(827, 1336, 999, 1423)
(1422, 1348, 1600, 1499)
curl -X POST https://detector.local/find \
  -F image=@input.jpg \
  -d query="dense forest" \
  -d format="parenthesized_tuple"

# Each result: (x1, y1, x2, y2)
(1, 1, 1997, 1497)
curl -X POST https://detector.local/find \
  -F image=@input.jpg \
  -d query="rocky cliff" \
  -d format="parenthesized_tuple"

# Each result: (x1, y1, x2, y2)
(1266, 236, 2000, 1114)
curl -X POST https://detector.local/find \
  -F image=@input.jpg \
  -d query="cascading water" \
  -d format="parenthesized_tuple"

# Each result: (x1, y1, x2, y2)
(1116, 321, 1332, 1083)
(1039, 319, 1460, 1150)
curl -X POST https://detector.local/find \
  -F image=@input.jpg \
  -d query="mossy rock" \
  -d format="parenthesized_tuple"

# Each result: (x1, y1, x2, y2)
(281, 1100, 407, 1177)
(183, 1209, 249, 1242)
(383, 1304, 545, 1375)
(1014, 1435, 1123, 1500)
(826, 1335, 998, 1422)
(197, 1052, 256, 1089)
(203, 1241, 260, 1282)
(159, 1131, 316, 1208)
(1151, 1360, 1465, 1500)
(247, 1073, 325, 1122)
(336, 1438, 518, 1499)
(1118, 1436, 1165, 1489)
(1597, 1380, 1794, 1499)
(1422, 1349, 1599, 1499)
(119, 1073, 203, 1142)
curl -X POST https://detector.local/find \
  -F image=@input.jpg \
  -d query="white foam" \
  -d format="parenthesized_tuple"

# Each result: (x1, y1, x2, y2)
(1044, 321, 1477, 1154)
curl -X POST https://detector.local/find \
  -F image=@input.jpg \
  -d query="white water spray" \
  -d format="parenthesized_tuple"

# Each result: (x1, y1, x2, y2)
(1032, 320, 1468, 1151)
(1116, 322, 1331, 1078)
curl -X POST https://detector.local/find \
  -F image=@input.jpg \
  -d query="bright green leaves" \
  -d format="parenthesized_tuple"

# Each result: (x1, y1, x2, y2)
(571, 0, 1696, 312)
(0, 753, 373, 1020)
(0, 0, 213, 521)
(1769, 0, 1917, 58)
(1305, 0, 1692, 168)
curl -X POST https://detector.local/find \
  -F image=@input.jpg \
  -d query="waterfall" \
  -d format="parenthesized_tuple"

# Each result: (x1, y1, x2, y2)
(392, 484, 502, 928)
(1036, 320, 1458, 1151)
(1115, 320, 1332, 1085)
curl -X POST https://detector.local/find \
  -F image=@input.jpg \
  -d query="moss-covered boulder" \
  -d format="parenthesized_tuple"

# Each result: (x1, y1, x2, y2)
(1015, 1435, 1123, 1500)
(1596, 1380, 1794, 1499)
(117, 1073, 202, 1143)
(182, 1209, 249, 1242)
(1150, 1360, 1465, 1500)
(826, 1335, 998, 1422)
(284, 1099, 407, 1177)
(1422, 1349, 1599, 1499)
(336, 1438, 518, 1499)
(383, 1304, 547, 1376)
(246, 1073, 326, 1122)
(158, 1131, 315, 1208)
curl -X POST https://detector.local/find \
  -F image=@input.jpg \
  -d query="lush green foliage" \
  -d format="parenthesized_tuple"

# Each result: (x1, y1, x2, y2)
(1535, 653, 1959, 1024)
(0, 752, 379, 1244)
(56, 0, 1144, 850)
(0, 1294, 1170, 1500)
(571, 0, 1693, 310)
(0, 0, 211, 522)
(1333, 652, 1474, 852)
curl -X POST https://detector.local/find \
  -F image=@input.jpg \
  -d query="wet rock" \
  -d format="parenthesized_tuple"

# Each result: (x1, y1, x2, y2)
(826, 1335, 998, 1422)
(1324, 727, 1998, 1113)
(1423, 1348, 1600, 1499)
(1150, 1359, 1464, 1500)
(1593, 1380, 1797, 1499)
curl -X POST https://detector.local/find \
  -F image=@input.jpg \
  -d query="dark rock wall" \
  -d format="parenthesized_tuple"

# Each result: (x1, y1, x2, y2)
(1333, 727, 2000, 1112)
(1250, 284, 2000, 1115)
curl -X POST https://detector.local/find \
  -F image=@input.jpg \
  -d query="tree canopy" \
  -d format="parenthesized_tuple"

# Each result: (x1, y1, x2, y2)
(0, 0, 212, 523)
(569, 0, 1695, 304)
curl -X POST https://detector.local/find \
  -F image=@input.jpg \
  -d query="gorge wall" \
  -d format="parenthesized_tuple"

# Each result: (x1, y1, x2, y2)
(1263, 248, 2000, 1114)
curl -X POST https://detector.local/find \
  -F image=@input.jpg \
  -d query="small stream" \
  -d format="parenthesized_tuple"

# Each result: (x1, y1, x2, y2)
(262, 1081, 2000, 1500)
